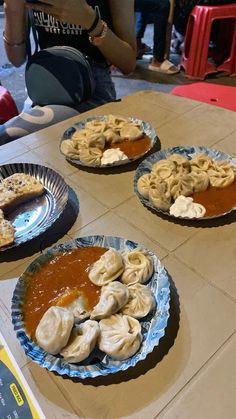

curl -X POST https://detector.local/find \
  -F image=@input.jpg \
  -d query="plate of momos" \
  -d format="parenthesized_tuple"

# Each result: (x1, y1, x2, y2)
(134, 145, 236, 220)
(60, 115, 157, 168)
(11, 235, 170, 379)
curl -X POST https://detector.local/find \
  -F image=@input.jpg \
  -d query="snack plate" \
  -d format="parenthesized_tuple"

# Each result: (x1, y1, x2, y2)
(12, 235, 170, 379)
(60, 115, 158, 167)
(134, 145, 236, 220)
(0, 163, 68, 250)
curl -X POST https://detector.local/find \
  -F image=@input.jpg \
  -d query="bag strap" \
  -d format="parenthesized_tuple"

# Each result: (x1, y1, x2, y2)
(27, 9, 39, 57)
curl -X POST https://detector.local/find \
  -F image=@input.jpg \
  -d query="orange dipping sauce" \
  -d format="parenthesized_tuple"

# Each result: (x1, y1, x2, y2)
(23, 247, 107, 338)
(110, 134, 151, 158)
(191, 179, 236, 217)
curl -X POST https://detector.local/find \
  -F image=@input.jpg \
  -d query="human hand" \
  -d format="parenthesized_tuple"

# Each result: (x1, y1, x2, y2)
(25, 0, 96, 29)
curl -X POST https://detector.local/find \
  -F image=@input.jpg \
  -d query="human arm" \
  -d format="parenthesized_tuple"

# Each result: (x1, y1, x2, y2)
(25, 0, 136, 74)
(3, 0, 28, 67)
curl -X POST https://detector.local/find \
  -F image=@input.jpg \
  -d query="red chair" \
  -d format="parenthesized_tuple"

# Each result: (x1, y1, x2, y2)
(181, 4, 236, 80)
(171, 82, 236, 112)
(0, 85, 19, 124)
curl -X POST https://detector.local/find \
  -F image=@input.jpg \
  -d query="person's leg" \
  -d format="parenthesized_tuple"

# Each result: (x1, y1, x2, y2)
(135, 0, 179, 73)
(135, 9, 151, 59)
(0, 65, 116, 145)
(0, 105, 79, 145)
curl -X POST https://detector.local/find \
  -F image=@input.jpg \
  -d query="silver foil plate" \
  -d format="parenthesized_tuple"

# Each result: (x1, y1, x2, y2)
(0, 163, 68, 250)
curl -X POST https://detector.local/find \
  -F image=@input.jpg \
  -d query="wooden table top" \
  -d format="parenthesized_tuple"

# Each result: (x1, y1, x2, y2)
(0, 90, 236, 419)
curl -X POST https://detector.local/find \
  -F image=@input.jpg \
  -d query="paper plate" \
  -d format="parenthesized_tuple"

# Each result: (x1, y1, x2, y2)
(12, 235, 170, 379)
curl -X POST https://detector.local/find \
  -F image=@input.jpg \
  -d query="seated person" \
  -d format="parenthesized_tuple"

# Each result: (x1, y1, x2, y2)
(135, 0, 179, 74)
(0, 0, 136, 144)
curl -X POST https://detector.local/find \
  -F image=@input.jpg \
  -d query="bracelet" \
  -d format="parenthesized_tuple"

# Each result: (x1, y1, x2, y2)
(89, 21, 108, 46)
(3, 31, 25, 47)
(87, 11, 100, 33)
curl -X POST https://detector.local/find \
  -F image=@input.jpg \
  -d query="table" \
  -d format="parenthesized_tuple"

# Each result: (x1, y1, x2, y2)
(0, 91, 236, 419)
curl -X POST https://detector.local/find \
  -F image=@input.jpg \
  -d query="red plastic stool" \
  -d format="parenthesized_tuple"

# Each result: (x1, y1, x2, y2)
(181, 4, 236, 80)
(171, 83, 236, 112)
(0, 85, 19, 124)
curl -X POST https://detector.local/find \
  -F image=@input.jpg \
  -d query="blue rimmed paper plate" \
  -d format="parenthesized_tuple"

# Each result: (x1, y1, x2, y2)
(134, 145, 236, 220)
(12, 235, 170, 379)
(60, 115, 158, 168)
(0, 163, 68, 250)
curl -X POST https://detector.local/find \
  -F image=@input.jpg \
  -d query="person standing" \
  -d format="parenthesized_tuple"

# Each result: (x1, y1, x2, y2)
(135, 0, 179, 74)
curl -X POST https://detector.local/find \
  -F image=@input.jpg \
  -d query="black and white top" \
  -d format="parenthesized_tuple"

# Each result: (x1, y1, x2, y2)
(32, 0, 112, 63)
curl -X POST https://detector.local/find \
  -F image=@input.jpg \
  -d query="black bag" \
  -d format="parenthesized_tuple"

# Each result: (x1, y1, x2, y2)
(25, 45, 95, 107)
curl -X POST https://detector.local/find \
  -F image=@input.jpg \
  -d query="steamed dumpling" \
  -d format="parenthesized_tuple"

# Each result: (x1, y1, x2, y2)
(167, 154, 190, 175)
(60, 320, 100, 363)
(190, 170, 209, 192)
(88, 248, 124, 286)
(35, 306, 74, 355)
(103, 128, 121, 143)
(66, 295, 90, 323)
(167, 174, 193, 200)
(120, 249, 153, 285)
(207, 160, 235, 188)
(148, 181, 172, 211)
(151, 159, 176, 179)
(60, 140, 80, 159)
(86, 133, 105, 150)
(79, 147, 102, 166)
(120, 123, 143, 141)
(120, 283, 155, 319)
(98, 314, 142, 360)
(90, 281, 129, 320)
(137, 173, 159, 199)
(85, 119, 107, 133)
(190, 153, 213, 171)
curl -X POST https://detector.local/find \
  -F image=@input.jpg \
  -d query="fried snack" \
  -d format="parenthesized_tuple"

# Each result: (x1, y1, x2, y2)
(0, 173, 44, 212)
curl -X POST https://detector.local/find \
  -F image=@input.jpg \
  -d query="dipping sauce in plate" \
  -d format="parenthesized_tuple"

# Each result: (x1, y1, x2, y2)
(110, 134, 151, 159)
(192, 179, 236, 217)
(23, 246, 107, 338)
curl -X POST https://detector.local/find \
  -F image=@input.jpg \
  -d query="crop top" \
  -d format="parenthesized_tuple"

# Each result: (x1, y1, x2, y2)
(32, 0, 112, 63)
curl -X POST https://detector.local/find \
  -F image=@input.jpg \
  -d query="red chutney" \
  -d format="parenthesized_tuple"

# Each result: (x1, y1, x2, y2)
(191, 179, 236, 217)
(23, 246, 107, 338)
(110, 134, 151, 158)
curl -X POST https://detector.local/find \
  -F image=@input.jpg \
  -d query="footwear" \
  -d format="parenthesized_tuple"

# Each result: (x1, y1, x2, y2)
(136, 41, 152, 59)
(148, 59, 179, 74)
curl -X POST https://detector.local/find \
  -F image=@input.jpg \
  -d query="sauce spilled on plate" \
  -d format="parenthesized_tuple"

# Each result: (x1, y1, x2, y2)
(110, 134, 151, 158)
(192, 179, 236, 217)
(23, 246, 107, 338)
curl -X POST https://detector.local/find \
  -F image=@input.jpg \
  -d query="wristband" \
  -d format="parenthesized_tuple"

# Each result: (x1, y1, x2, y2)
(89, 21, 108, 46)
(87, 12, 100, 33)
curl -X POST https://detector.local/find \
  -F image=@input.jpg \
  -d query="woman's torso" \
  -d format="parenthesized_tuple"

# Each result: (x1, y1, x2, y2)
(32, 0, 112, 63)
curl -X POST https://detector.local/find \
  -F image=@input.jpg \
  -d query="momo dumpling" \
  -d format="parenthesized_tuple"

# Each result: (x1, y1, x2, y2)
(167, 154, 190, 175)
(103, 128, 121, 143)
(71, 128, 92, 145)
(35, 306, 74, 355)
(151, 159, 176, 179)
(90, 281, 129, 320)
(148, 181, 171, 211)
(79, 147, 102, 166)
(190, 170, 209, 192)
(55, 290, 90, 323)
(60, 140, 80, 159)
(167, 174, 193, 200)
(86, 133, 105, 150)
(121, 249, 154, 285)
(98, 314, 142, 360)
(120, 123, 143, 141)
(208, 161, 235, 188)
(137, 173, 159, 199)
(88, 248, 124, 286)
(107, 115, 128, 131)
(66, 296, 90, 323)
(60, 320, 100, 363)
(85, 119, 107, 133)
(121, 283, 155, 319)
(190, 153, 213, 171)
